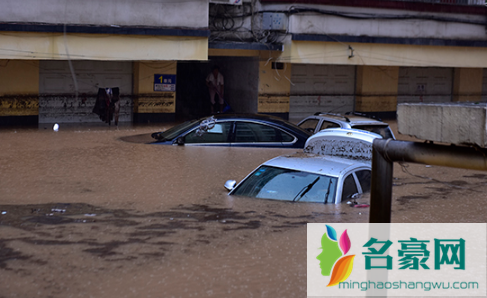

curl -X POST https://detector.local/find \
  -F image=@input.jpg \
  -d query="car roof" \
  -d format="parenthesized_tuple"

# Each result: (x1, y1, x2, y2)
(306, 128, 381, 145)
(207, 113, 294, 123)
(262, 152, 370, 178)
(314, 113, 388, 126)
(304, 128, 381, 161)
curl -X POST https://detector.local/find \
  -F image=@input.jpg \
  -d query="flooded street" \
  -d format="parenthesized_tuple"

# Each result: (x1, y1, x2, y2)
(1, 122, 486, 297)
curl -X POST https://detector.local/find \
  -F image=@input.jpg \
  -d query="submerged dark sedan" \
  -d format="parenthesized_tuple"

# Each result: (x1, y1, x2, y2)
(151, 114, 312, 148)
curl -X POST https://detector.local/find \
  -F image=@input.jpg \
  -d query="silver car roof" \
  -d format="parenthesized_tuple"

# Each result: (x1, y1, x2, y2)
(304, 128, 381, 161)
(306, 128, 381, 143)
(315, 114, 387, 126)
(262, 153, 370, 178)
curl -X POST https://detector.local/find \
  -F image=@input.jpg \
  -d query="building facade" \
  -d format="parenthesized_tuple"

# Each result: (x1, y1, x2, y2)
(1, 0, 487, 125)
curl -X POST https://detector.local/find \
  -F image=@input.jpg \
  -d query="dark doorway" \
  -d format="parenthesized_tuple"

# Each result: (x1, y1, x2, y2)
(175, 57, 259, 121)
(175, 62, 209, 121)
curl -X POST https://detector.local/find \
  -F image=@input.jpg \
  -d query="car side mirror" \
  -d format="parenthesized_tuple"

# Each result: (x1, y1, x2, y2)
(305, 128, 315, 133)
(175, 137, 185, 146)
(350, 193, 362, 200)
(224, 180, 237, 191)
(346, 193, 361, 206)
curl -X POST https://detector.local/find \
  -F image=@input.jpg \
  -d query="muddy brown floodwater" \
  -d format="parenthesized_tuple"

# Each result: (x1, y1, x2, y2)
(1, 121, 486, 298)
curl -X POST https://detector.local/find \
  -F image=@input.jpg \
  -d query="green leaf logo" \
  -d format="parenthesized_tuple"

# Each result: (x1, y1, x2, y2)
(316, 225, 343, 276)
(317, 225, 355, 286)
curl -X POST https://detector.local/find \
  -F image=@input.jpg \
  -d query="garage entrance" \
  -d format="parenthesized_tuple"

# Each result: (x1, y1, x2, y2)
(397, 67, 453, 104)
(175, 56, 259, 121)
(289, 64, 356, 122)
(39, 60, 133, 124)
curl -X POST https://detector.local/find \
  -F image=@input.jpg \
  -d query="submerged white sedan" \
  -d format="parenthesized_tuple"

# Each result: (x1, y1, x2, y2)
(225, 128, 380, 204)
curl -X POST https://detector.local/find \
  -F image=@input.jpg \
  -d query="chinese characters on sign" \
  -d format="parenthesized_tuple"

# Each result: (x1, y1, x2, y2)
(154, 74, 176, 92)
(363, 238, 393, 269)
(363, 237, 465, 271)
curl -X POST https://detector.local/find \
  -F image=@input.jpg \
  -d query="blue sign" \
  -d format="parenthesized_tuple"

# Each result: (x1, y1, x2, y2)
(154, 74, 176, 92)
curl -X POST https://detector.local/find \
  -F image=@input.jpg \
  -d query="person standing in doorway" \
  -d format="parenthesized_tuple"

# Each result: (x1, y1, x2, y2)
(206, 65, 224, 113)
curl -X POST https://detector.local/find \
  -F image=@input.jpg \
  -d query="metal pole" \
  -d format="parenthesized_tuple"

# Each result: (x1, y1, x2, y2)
(370, 139, 487, 223)
(370, 140, 393, 223)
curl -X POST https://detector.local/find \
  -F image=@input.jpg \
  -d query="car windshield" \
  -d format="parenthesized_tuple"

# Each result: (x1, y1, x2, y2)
(297, 119, 319, 132)
(232, 166, 338, 203)
(156, 119, 199, 140)
(352, 124, 394, 139)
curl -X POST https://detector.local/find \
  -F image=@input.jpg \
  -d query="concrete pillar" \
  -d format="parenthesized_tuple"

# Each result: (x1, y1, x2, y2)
(0, 60, 39, 125)
(258, 54, 291, 120)
(453, 68, 483, 102)
(133, 61, 177, 123)
(355, 66, 399, 116)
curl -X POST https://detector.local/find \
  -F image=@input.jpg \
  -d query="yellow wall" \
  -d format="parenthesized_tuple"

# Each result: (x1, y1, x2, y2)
(133, 61, 177, 114)
(283, 41, 487, 68)
(356, 66, 399, 112)
(453, 68, 483, 102)
(0, 32, 207, 61)
(257, 52, 292, 113)
(0, 60, 39, 116)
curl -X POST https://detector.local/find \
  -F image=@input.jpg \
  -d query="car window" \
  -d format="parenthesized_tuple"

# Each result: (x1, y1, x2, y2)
(320, 121, 340, 131)
(298, 119, 319, 133)
(352, 125, 394, 139)
(280, 130, 295, 143)
(232, 166, 337, 203)
(355, 170, 371, 193)
(155, 119, 199, 140)
(184, 122, 232, 143)
(341, 173, 358, 202)
(234, 122, 279, 143)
